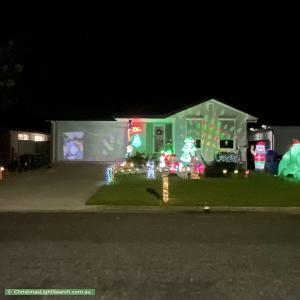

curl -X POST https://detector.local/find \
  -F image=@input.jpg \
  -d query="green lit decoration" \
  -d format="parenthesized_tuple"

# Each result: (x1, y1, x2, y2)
(131, 134, 142, 148)
(164, 140, 173, 155)
(180, 136, 196, 165)
(278, 139, 300, 180)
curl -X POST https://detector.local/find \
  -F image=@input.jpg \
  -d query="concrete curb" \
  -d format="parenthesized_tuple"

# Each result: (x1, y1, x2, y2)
(1, 206, 300, 214)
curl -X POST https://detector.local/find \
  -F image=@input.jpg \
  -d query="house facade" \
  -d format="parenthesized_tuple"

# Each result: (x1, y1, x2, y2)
(51, 99, 257, 165)
(0, 129, 50, 168)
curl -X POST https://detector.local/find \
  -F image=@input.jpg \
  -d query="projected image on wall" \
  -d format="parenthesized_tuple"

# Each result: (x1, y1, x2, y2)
(63, 132, 84, 160)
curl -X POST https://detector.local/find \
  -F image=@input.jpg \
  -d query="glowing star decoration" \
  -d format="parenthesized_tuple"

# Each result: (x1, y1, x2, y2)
(180, 136, 196, 165)
(131, 134, 142, 148)
(278, 139, 300, 180)
(146, 160, 155, 179)
(105, 167, 114, 184)
(250, 141, 266, 171)
(162, 170, 169, 203)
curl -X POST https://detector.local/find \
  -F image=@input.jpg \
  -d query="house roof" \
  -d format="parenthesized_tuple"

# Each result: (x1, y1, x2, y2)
(114, 98, 258, 120)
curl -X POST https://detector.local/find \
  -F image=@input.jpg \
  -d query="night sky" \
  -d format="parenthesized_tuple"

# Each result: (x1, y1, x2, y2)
(0, 4, 299, 132)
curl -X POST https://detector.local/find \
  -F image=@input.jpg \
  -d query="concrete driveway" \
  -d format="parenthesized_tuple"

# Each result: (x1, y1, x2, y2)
(0, 162, 107, 211)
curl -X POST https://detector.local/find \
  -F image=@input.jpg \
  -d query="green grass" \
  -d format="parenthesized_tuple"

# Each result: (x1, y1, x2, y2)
(86, 173, 300, 207)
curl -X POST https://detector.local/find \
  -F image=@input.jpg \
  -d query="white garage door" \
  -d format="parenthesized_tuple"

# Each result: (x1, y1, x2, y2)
(56, 121, 127, 162)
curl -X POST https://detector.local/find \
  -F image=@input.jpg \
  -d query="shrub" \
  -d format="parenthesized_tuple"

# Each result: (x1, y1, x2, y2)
(205, 160, 245, 178)
(205, 163, 224, 177)
(126, 152, 159, 167)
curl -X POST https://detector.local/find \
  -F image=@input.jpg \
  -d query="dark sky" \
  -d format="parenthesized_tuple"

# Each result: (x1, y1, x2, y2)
(0, 3, 299, 131)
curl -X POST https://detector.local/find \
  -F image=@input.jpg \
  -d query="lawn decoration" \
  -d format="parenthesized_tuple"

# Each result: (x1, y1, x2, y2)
(126, 145, 133, 158)
(196, 163, 205, 175)
(159, 152, 166, 171)
(162, 168, 169, 203)
(250, 141, 266, 171)
(117, 161, 136, 175)
(180, 136, 196, 165)
(164, 140, 173, 155)
(168, 154, 179, 174)
(131, 134, 142, 148)
(190, 156, 200, 179)
(105, 167, 114, 184)
(178, 165, 189, 179)
(146, 160, 155, 179)
(278, 139, 300, 180)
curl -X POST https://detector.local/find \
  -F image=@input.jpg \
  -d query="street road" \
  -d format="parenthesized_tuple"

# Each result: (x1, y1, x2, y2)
(1, 212, 300, 299)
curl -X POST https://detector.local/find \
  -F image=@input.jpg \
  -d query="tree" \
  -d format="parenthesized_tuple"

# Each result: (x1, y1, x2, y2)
(0, 41, 23, 110)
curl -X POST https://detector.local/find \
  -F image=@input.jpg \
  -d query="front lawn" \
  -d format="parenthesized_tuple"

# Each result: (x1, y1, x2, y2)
(86, 173, 300, 207)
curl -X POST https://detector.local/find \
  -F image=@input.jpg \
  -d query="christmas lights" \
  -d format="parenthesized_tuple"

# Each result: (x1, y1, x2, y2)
(105, 167, 113, 184)
(215, 152, 240, 163)
(162, 170, 169, 203)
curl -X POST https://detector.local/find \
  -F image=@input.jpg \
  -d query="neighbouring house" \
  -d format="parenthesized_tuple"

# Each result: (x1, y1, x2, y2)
(272, 126, 300, 155)
(248, 126, 300, 155)
(0, 129, 50, 169)
(51, 99, 258, 166)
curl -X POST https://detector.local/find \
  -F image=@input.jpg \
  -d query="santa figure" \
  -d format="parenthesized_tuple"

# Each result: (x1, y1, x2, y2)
(168, 154, 179, 174)
(251, 141, 267, 171)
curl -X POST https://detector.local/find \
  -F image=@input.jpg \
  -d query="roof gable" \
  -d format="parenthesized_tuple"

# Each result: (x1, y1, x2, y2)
(169, 99, 258, 120)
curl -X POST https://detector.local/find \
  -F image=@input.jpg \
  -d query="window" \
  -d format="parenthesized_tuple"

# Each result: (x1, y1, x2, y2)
(34, 135, 44, 142)
(18, 133, 29, 140)
(195, 139, 201, 149)
(219, 119, 235, 149)
(220, 140, 233, 149)
(186, 119, 202, 149)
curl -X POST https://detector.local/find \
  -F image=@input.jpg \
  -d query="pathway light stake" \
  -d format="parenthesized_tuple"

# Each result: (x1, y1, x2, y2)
(162, 168, 169, 203)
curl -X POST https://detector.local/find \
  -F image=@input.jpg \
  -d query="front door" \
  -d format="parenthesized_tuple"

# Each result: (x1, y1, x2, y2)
(154, 125, 165, 152)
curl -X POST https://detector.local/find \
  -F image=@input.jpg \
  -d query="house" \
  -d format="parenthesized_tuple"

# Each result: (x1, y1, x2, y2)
(248, 126, 300, 155)
(0, 129, 50, 169)
(51, 99, 257, 166)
